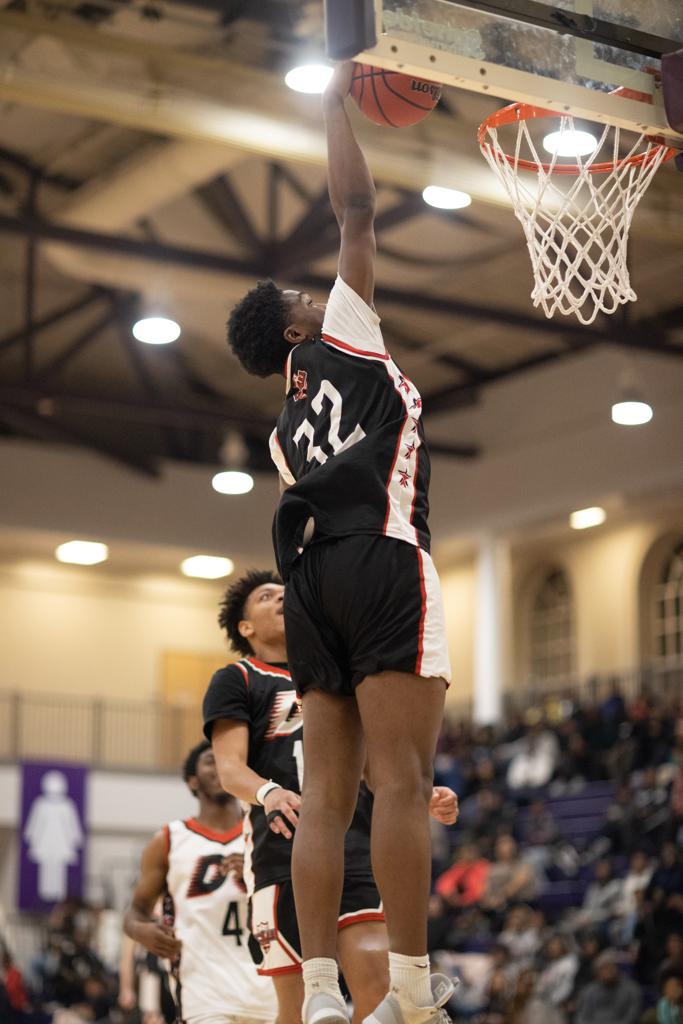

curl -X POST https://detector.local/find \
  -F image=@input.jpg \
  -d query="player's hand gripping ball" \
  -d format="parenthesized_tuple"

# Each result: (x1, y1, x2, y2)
(350, 63, 441, 127)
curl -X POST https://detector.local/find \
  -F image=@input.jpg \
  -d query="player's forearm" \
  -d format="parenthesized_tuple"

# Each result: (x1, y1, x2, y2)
(123, 905, 154, 944)
(214, 753, 271, 805)
(323, 95, 376, 227)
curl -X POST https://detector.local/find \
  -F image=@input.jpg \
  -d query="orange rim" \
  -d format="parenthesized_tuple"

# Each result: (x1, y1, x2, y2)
(477, 101, 677, 175)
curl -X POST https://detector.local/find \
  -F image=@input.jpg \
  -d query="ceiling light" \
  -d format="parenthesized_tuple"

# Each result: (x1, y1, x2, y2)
(569, 506, 606, 530)
(181, 555, 234, 580)
(212, 470, 254, 495)
(611, 399, 653, 426)
(422, 186, 472, 210)
(132, 317, 181, 345)
(285, 64, 334, 95)
(55, 540, 109, 565)
(542, 129, 598, 158)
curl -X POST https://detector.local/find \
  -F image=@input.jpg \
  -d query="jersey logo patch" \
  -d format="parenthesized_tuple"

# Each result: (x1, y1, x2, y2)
(254, 921, 278, 954)
(265, 690, 302, 741)
(186, 854, 227, 898)
(292, 370, 308, 402)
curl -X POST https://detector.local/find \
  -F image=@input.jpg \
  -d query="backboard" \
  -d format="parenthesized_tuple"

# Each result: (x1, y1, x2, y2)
(349, 0, 683, 145)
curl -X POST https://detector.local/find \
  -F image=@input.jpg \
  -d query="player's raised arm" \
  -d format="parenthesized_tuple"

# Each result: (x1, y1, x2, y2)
(124, 831, 182, 959)
(323, 62, 376, 307)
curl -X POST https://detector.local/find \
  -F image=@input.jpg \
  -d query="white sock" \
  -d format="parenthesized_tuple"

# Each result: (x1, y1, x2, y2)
(302, 957, 344, 1007)
(389, 951, 433, 1008)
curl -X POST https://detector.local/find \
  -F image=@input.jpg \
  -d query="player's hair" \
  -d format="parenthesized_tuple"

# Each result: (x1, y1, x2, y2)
(227, 281, 291, 378)
(218, 569, 282, 656)
(182, 740, 211, 783)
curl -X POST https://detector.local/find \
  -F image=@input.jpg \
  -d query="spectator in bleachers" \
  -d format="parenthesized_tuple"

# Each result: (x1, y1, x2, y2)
(498, 905, 543, 968)
(634, 766, 672, 851)
(533, 934, 578, 1017)
(575, 950, 641, 1024)
(480, 836, 537, 923)
(647, 843, 683, 906)
(605, 786, 639, 854)
(613, 850, 654, 944)
(657, 971, 683, 1024)
(565, 858, 622, 935)
(507, 718, 560, 794)
(0, 949, 34, 1022)
(657, 934, 683, 984)
(435, 842, 490, 909)
(458, 787, 518, 849)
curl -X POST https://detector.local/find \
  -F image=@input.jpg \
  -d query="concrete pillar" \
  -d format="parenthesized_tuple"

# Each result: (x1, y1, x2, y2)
(474, 534, 512, 724)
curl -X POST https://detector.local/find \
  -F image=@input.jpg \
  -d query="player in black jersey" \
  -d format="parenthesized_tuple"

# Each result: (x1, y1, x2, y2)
(225, 63, 452, 1024)
(203, 571, 458, 1024)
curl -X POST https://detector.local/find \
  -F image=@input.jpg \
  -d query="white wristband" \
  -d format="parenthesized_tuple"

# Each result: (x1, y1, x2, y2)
(255, 780, 281, 806)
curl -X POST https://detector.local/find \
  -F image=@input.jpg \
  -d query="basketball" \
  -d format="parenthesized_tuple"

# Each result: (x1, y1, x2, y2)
(350, 63, 441, 127)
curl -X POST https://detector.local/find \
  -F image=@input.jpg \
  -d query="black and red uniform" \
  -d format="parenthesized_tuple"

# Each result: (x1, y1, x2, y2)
(269, 275, 451, 695)
(203, 656, 382, 975)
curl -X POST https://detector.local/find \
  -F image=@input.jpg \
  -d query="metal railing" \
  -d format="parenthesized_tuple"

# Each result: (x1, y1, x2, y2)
(1, 663, 681, 769)
(0, 690, 204, 771)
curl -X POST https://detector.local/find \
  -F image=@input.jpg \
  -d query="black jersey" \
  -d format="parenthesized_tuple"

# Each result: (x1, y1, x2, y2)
(202, 657, 373, 892)
(270, 276, 431, 581)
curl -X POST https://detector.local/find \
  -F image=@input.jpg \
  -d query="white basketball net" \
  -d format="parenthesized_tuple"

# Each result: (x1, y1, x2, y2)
(479, 113, 670, 325)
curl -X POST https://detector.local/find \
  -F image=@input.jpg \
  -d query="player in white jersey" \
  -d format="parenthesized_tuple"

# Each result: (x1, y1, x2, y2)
(124, 741, 277, 1024)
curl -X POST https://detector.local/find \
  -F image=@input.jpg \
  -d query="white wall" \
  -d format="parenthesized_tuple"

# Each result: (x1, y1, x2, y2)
(0, 561, 227, 700)
(511, 511, 683, 685)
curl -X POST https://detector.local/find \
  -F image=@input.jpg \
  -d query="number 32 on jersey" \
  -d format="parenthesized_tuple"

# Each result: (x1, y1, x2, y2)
(293, 380, 365, 465)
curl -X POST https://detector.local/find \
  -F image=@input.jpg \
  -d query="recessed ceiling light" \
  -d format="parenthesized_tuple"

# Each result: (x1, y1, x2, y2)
(611, 399, 653, 426)
(212, 470, 254, 495)
(542, 129, 598, 158)
(180, 555, 234, 580)
(284, 64, 334, 95)
(55, 540, 109, 565)
(569, 506, 606, 530)
(422, 185, 472, 210)
(132, 317, 181, 345)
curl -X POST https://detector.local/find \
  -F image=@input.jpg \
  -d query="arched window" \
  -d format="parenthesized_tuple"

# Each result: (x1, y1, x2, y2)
(529, 568, 575, 685)
(653, 542, 683, 664)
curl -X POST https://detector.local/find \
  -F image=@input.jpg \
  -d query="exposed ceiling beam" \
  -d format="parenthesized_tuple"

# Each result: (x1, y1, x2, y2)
(0, 401, 159, 477)
(0, 289, 104, 356)
(0, 210, 607, 338)
(383, 319, 489, 381)
(423, 334, 601, 414)
(196, 176, 264, 254)
(37, 307, 119, 382)
(0, 385, 273, 435)
(0, 35, 502, 206)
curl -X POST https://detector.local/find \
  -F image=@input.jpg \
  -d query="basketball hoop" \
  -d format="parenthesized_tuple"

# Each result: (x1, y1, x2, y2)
(478, 101, 677, 325)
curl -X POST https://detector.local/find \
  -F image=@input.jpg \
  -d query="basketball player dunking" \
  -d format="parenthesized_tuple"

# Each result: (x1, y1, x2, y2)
(203, 570, 458, 1024)
(124, 742, 277, 1024)
(226, 61, 453, 1024)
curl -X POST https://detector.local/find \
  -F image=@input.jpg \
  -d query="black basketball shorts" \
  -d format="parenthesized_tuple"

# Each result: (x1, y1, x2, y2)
(249, 878, 383, 976)
(284, 535, 451, 697)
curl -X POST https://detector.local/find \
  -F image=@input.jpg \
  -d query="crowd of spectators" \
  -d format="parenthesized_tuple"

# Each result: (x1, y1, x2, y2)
(3, 684, 682, 1024)
(430, 685, 683, 1024)
(1, 899, 127, 1024)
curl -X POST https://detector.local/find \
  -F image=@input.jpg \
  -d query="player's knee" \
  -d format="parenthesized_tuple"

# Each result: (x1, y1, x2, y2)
(372, 770, 433, 807)
(301, 786, 357, 829)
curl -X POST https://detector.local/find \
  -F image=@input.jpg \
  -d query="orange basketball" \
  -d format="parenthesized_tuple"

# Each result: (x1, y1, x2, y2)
(350, 63, 441, 127)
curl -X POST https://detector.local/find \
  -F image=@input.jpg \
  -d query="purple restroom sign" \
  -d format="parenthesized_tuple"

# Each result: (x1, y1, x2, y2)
(19, 762, 88, 912)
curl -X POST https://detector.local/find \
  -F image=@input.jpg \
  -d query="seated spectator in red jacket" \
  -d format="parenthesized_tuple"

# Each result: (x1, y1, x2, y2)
(1, 951, 30, 1014)
(435, 843, 490, 907)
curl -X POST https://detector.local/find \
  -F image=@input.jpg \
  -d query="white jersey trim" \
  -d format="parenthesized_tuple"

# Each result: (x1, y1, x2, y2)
(382, 361, 422, 545)
(321, 276, 386, 357)
(269, 429, 296, 486)
(415, 549, 451, 684)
